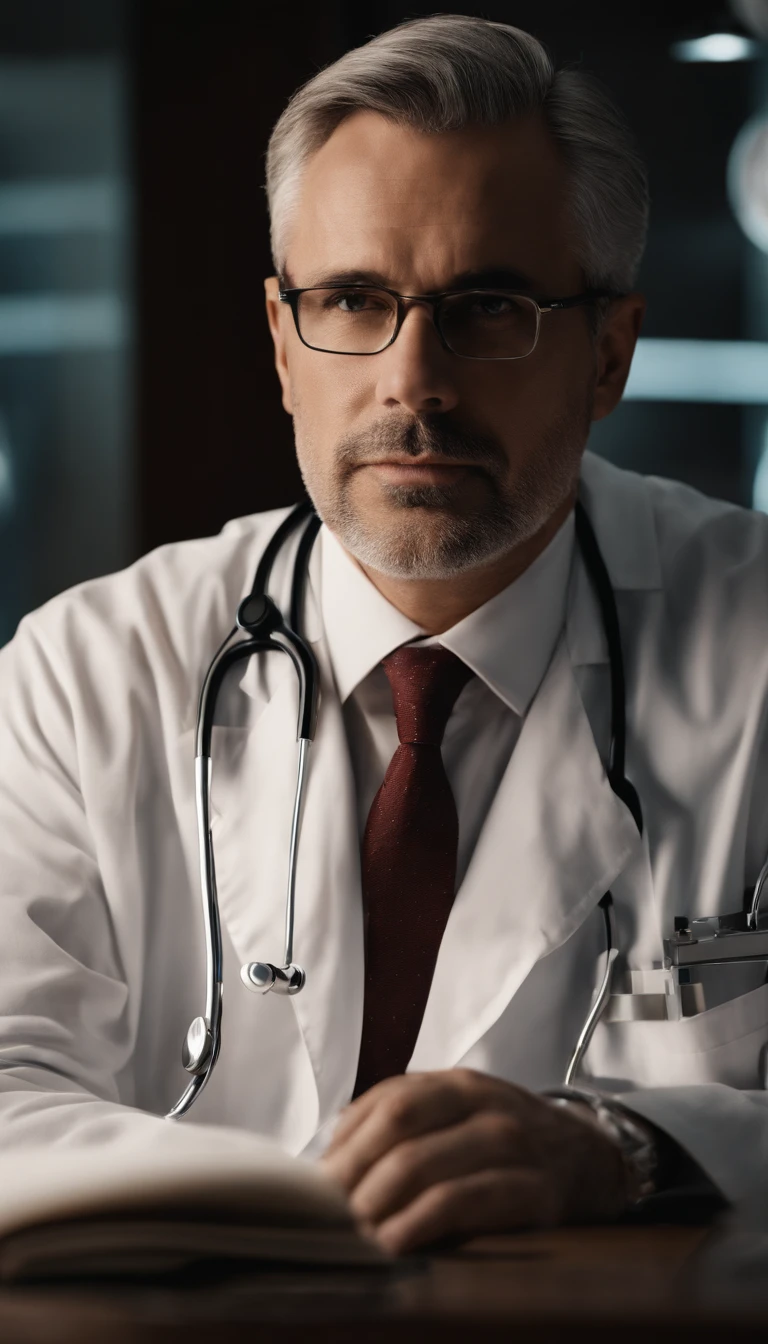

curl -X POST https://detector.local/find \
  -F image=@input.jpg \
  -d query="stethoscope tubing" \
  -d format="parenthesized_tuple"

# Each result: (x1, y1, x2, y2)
(167, 504, 320, 1118)
(168, 496, 642, 1119)
(564, 894, 618, 1085)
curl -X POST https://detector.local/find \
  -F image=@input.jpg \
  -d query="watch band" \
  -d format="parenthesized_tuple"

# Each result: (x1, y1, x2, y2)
(543, 1085, 659, 1206)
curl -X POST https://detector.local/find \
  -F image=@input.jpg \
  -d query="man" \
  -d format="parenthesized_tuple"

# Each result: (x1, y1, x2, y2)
(1, 14, 768, 1256)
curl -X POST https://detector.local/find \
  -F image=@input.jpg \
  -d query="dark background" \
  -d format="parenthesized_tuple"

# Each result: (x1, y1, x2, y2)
(0, 0, 767, 638)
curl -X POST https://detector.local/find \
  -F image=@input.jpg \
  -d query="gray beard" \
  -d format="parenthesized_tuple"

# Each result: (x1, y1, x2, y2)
(294, 409, 589, 580)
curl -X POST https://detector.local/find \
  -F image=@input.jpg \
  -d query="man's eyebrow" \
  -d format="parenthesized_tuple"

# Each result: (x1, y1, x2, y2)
(282, 266, 539, 292)
(439, 267, 537, 292)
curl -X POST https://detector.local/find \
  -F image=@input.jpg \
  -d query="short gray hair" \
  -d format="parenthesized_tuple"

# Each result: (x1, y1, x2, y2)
(265, 14, 649, 297)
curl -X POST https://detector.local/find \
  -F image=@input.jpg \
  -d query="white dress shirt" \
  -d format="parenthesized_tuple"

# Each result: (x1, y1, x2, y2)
(318, 513, 576, 885)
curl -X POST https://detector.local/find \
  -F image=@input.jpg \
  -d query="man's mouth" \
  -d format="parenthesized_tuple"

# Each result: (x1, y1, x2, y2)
(364, 458, 479, 487)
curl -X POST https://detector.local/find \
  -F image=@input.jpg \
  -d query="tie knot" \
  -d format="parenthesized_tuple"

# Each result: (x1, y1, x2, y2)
(381, 645, 474, 746)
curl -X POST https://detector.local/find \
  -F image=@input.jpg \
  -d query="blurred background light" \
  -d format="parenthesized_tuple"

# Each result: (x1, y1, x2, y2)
(626, 339, 768, 403)
(728, 114, 768, 253)
(0, 418, 14, 517)
(0, 179, 123, 235)
(752, 420, 768, 510)
(672, 32, 761, 61)
(0, 294, 127, 355)
(0, 39, 133, 646)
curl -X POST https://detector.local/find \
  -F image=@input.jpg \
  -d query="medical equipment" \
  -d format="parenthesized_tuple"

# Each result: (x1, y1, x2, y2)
(168, 498, 768, 1118)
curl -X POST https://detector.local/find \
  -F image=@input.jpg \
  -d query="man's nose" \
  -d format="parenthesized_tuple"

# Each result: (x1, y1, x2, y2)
(374, 304, 460, 414)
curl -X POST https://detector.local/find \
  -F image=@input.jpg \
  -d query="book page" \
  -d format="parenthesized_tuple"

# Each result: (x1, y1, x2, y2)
(0, 1140, 387, 1279)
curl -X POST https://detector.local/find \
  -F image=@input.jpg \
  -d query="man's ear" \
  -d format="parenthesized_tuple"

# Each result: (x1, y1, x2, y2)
(591, 293, 646, 423)
(264, 276, 293, 415)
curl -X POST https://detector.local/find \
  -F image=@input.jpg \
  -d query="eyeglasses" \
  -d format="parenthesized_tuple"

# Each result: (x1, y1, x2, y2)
(278, 283, 619, 361)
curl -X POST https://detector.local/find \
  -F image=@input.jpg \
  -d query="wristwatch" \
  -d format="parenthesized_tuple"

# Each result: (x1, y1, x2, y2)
(543, 1085, 659, 1207)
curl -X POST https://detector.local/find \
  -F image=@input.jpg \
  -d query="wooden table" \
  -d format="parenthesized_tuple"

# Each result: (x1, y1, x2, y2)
(0, 1222, 763, 1343)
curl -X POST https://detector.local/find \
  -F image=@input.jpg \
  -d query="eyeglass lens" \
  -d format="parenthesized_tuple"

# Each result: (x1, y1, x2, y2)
(295, 288, 539, 359)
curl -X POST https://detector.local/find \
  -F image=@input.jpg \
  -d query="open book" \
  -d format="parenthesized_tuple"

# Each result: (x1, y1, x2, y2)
(0, 1140, 388, 1282)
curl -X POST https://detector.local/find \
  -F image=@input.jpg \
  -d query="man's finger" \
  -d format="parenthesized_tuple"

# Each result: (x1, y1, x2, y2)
(348, 1108, 525, 1225)
(322, 1075, 474, 1190)
(323, 1078, 397, 1156)
(374, 1166, 557, 1256)
(325, 1068, 509, 1158)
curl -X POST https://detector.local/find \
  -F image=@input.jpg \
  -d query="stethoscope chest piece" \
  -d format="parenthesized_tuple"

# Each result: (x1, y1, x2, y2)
(240, 962, 306, 994)
(237, 593, 280, 634)
(182, 1016, 214, 1075)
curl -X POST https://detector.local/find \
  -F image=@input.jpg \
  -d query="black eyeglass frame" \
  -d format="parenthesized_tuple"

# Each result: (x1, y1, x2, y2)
(277, 283, 621, 361)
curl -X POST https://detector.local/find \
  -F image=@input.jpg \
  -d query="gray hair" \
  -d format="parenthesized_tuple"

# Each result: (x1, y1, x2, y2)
(265, 14, 649, 297)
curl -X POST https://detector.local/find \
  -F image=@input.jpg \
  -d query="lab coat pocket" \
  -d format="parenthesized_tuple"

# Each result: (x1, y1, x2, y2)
(588, 978, 768, 1090)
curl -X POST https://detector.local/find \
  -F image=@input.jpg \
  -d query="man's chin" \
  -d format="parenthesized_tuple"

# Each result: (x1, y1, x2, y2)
(333, 508, 511, 581)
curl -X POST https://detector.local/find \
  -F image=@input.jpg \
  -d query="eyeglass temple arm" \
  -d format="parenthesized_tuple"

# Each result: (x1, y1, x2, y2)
(538, 289, 620, 313)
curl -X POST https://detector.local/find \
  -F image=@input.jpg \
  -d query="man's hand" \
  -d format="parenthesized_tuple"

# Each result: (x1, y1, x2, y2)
(320, 1069, 628, 1254)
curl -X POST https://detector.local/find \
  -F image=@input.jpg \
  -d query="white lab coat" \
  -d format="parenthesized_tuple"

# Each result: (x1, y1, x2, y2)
(3, 450, 768, 1196)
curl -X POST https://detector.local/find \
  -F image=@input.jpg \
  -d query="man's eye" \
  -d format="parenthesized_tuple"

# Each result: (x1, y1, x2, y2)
(471, 295, 514, 316)
(324, 291, 385, 313)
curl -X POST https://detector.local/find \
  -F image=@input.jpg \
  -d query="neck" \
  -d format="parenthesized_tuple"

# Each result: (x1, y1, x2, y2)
(353, 492, 576, 635)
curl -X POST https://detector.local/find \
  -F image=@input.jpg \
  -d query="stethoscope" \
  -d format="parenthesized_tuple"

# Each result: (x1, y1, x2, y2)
(167, 497, 643, 1119)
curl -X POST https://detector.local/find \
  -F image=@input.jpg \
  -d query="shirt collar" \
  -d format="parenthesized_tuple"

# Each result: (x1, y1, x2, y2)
(319, 511, 575, 716)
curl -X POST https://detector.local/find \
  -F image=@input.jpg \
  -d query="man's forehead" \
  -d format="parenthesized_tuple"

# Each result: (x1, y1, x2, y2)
(284, 111, 574, 290)
(307, 108, 560, 176)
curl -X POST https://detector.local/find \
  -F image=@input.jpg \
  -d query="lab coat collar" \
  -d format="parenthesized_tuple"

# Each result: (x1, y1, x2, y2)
(566, 451, 663, 670)
(578, 451, 662, 593)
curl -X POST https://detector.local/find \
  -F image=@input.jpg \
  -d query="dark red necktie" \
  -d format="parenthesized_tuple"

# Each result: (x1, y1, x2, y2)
(352, 645, 475, 1098)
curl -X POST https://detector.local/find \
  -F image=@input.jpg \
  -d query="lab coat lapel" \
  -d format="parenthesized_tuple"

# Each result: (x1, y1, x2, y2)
(286, 636, 365, 1124)
(409, 456, 661, 1072)
(409, 595, 643, 1075)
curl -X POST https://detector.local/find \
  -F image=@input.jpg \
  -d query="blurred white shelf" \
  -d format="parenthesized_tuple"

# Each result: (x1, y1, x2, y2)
(0, 179, 123, 235)
(0, 293, 127, 354)
(625, 339, 768, 404)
